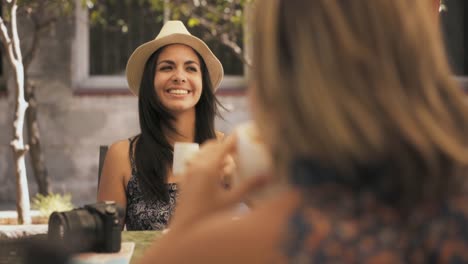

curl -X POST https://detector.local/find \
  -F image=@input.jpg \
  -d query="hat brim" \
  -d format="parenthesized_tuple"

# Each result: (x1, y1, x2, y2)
(126, 33, 224, 95)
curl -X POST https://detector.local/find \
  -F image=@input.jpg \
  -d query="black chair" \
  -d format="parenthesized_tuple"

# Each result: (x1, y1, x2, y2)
(97, 145, 109, 190)
(96, 145, 127, 230)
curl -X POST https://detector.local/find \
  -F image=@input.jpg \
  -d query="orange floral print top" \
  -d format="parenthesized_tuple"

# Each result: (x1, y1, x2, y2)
(281, 159, 468, 263)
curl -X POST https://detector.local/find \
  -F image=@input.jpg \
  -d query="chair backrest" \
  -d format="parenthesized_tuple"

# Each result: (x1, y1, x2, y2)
(98, 145, 109, 190)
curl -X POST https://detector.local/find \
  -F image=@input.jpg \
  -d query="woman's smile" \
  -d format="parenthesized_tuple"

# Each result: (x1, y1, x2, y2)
(167, 89, 190, 95)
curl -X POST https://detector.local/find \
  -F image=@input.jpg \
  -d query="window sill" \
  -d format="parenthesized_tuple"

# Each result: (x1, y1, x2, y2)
(73, 75, 247, 96)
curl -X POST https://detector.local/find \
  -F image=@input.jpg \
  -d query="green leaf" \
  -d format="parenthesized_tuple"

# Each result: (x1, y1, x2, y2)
(187, 18, 200, 28)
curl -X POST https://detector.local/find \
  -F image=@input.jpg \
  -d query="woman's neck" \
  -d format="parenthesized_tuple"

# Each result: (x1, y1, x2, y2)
(165, 109, 196, 145)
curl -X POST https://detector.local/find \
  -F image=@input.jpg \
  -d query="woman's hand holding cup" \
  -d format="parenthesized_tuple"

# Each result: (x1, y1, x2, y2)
(169, 135, 270, 231)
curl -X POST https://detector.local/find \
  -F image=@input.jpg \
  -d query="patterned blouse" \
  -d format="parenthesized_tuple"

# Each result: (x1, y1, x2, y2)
(282, 159, 468, 263)
(125, 137, 179, 230)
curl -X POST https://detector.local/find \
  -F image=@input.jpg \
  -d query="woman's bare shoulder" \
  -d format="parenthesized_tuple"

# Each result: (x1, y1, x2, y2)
(106, 139, 132, 161)
(102, 139, 133, 179)
(109, 139, 130, 151)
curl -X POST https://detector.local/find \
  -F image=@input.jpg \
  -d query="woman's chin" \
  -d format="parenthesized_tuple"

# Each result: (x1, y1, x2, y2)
(166, 104, 196, 114)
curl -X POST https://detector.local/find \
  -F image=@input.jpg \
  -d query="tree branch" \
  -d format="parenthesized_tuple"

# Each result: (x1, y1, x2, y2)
(23, 16, 57, 70)
(191, 14, 251, 67)
(10, 0, 22, 62)
(23, 26, 39, 70)
(219, 32, 251, 67)
(0, 10, 17, 65)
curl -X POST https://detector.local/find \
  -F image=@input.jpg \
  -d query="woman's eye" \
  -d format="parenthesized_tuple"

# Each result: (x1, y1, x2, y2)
(187, 67, 198, 72)
(159, 66, 172, 71)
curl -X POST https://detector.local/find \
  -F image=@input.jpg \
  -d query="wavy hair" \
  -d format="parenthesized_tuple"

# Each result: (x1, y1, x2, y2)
(252, 0, 468, 209)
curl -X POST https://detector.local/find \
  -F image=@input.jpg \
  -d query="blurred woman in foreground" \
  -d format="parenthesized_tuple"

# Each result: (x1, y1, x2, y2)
(139, 0, 468, 263)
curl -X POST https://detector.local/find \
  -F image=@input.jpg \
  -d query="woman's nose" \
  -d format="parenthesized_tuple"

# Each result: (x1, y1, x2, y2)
(171, 70, 187, 83)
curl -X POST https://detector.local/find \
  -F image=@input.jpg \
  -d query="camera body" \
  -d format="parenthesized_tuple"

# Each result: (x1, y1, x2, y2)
(48, 201, 123, 253)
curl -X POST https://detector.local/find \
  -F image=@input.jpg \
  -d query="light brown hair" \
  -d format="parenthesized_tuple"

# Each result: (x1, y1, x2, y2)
(251, 0, 468, 208)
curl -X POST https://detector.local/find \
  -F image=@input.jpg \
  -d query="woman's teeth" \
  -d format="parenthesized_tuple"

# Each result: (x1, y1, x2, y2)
(168, 89, 189, 95)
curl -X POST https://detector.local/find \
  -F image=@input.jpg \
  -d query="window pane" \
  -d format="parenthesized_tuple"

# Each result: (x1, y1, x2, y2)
(89, 1, 164, 75)
(189, 25, 244, 75)
(89, 1, 244, 76)
(179, 0, 245, 75)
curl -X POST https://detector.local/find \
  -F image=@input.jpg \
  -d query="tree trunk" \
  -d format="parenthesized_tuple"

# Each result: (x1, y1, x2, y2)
(12, 144, 30, 225)
(11, 61, 31, 225)
(0, 0, 32, 225)
(25, 80, 50, 195)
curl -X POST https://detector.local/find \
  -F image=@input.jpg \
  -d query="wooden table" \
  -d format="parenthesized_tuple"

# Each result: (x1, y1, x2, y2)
(123, 231, 163, 263)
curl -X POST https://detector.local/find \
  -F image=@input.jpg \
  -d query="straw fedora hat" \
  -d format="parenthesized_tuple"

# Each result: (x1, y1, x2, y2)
(126, 20, 224, 95)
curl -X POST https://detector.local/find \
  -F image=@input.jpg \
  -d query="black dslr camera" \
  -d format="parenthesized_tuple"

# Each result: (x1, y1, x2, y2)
(48, 201, 123, 253)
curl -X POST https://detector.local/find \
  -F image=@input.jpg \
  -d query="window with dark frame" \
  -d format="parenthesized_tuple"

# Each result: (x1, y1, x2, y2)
(189, 24, 244, 76)
(89, 1, 244, 77)
(89, 1, 164, 75)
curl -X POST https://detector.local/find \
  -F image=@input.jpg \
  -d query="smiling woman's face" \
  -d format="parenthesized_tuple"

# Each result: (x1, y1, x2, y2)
(154, 44, 203, 114)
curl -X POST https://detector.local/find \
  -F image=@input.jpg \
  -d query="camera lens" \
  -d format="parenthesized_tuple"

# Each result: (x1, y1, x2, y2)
(48, 202, 122, 253)
(48, 212, 66, 240)
(48, 209, 103, 252)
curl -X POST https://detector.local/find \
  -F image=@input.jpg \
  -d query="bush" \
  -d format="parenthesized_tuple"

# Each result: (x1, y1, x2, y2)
(31, 193, 74, 218)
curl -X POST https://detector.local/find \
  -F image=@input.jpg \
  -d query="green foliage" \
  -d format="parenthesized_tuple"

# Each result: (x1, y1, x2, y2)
(188, 18, 200, 28)
(31, 193, 74, 217)
(1, 0, 75, 27)
(86, 0, 247, 39)
(22, 0, 74, 16)
(86, 0, 166, 33)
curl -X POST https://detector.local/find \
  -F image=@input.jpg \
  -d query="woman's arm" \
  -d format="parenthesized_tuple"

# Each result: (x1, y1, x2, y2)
(137, 136, 273, 263)
(97, 140, 131, 226)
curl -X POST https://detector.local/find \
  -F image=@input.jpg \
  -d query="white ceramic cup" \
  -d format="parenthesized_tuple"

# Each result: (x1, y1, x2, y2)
(235, 122, 271, 184)
(172, 142, 200, 176)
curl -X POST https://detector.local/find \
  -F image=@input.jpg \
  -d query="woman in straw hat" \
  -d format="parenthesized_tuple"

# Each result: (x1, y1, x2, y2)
(138, 0, 468, 262)
(97, 20, 228, 230)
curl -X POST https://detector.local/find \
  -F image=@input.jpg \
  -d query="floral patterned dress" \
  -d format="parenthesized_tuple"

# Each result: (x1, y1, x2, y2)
(125, 137, 179, 230)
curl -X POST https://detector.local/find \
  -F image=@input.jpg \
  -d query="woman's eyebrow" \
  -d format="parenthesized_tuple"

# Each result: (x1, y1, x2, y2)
(157, 60, 200, 66)
(157, 60, 175, 66)
(184, 60, 200, 66)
